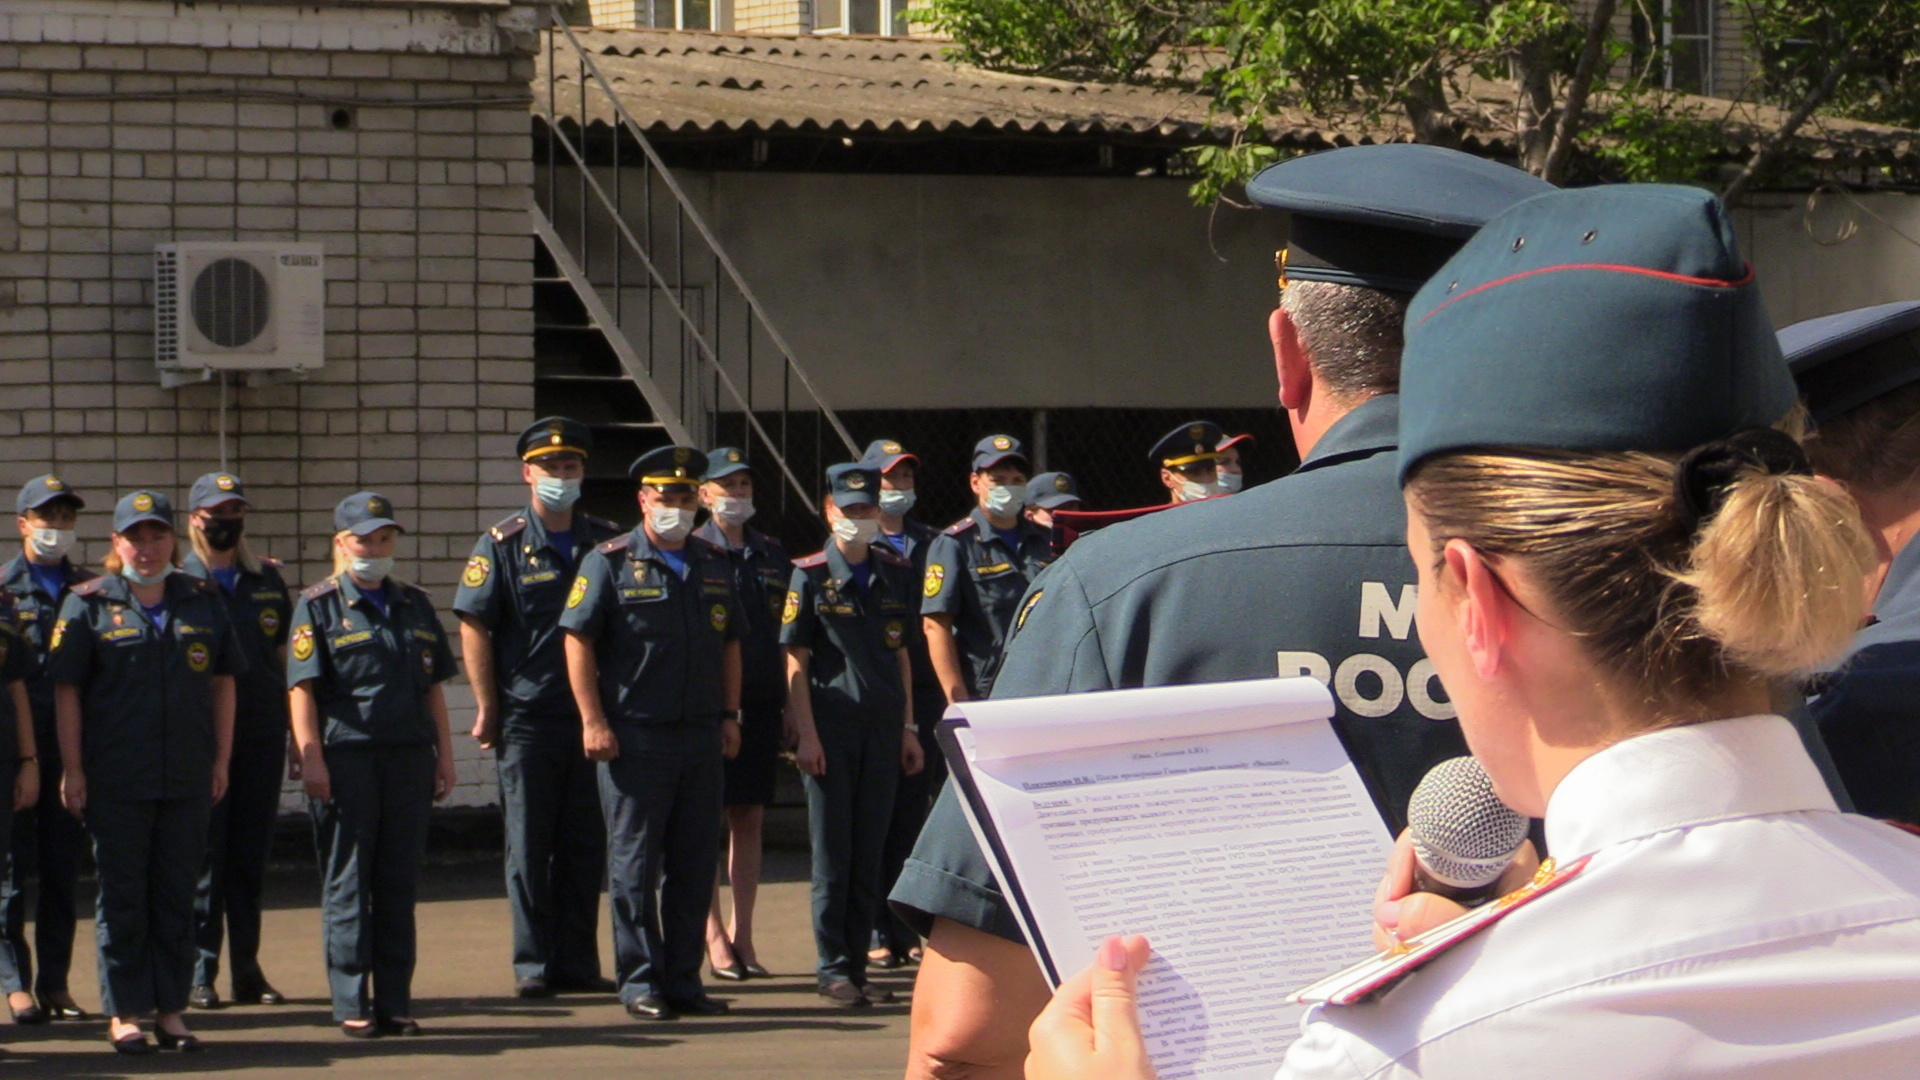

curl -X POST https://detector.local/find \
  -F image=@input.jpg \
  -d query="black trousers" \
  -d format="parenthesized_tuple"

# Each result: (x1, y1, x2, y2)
(497, 738, 605, 984)
(89, 794, 211, 1017)
(804, 718, 901, 986)
(311, 745, 434, 1022)
(193, 737, 284, 991)
(875, 720, 945, 956)
(0, 752, 85, 997)
(599, 721, 722, 1005)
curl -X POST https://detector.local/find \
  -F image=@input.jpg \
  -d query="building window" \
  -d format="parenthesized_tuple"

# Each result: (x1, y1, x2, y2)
(1632, 0, 1715, 94)
(814, 0, 911, 33)
(631, 0, 729, 29)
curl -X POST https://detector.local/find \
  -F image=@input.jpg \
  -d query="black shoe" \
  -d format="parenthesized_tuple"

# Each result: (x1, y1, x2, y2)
(341, 1019, 381, 1039)
(515, 977, 553, 999)
(709, 960, 749, 982)
(9, 1000, 46, 1025)
(112, 1032, 153, 1055)
(377, 1017, 423, 1037)
(155, 1028, 203, 1052)
(232, 979, 285, 1006)
(869, 950, 905, 970)
(549, 975, 617, 994)
(624, 995, 679, 1021)
(818, 981, 870, 1008)
(743, 962, 772, 979)
(188, 984, 220, 1010)
(860, 983, 897, 1005)
(671, 994, 729, 1016)
(46, 998, 90, 1021)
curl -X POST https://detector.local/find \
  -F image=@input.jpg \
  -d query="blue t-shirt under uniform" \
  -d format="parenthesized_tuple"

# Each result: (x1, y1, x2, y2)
(656, 545, 690, 579)
(27, 562, 64, 604)
(141, 599, 169, 633)
(849, 560, 873, 591)
(992, 526, 1023, 553)
(549, 529, 575, 568)
(212, 565, 240, 594)
(879, 532, 910, 559)
(361, 583, 389, 617)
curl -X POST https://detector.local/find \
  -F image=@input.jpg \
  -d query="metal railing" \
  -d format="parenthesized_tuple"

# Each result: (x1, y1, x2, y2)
(532, 12, 858, 519)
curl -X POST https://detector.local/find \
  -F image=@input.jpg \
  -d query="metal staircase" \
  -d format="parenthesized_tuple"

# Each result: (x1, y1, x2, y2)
(531, 12, 857, 531)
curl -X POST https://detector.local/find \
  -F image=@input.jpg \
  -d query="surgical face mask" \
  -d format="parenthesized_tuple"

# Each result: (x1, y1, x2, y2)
(1216, 470, 1244, 494)
(1176, 476, 1221, 501)
(534, 476, 583, 512)
(983, 483, 1026, 516)
(201, 517, 244, 552)
(28, 527, 75, 561)
(649, 505, 695, 543)
(710, 495, 756, 527)
(832, 515, 880, 547)
(121, 562, 170, 587)
(878, 488, 916, 517)
(349, 555, 394, 582)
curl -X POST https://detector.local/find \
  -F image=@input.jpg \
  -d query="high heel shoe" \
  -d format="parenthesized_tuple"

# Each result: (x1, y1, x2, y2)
(111, 1027, 152, 1055)
(46, 996, 90, 1021)
(155, 1028, 202, 1052)
(9, 997, 46, 1025)
(709, 959, 749, 981)
(742, 962, 771, 979)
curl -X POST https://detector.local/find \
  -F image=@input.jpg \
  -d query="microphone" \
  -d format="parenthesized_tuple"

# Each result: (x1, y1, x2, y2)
(1406, 756, 1531, 907)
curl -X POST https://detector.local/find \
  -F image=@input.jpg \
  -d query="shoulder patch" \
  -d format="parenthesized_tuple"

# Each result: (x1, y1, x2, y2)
(301, 578, 340, 602)
(923, 564, 946, 598)
(69, 578, 106, 597)
(794, 551, 829, 569)
(462, 554, 492, 589)
(596, 535, 632, 555)
(943, 517, 978, 536)
(489, 514, 528, 542)
(1015, 588, 1043, 632)
(1288, 855, 1592, 1008)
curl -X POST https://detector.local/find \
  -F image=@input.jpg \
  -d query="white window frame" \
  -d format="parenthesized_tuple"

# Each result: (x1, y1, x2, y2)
(1660, 0, 1715, 95)
(811, 0, 912, 35)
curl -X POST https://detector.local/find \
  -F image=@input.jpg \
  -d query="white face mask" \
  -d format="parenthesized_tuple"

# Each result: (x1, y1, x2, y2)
(649, 505, 695, 543)
(832, 515, 880, 547)
(878, 489, 916, 516)
(349, 555, 394, 582)
(121, 563, 169, 587)
(710, 495, 756, 527)
(1217, 470, 1244, 494)
(28, 527, 75, 561)
(1176, 477, 1220, 502)
(533, 476, 582, 511)
(983, 483, 1026, 516)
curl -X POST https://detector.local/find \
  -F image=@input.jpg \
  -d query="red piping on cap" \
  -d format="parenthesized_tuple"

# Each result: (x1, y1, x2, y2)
(1418, 262, 1756, 326)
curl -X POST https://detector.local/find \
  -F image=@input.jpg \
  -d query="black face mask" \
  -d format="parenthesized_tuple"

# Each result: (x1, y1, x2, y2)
(202, 517, 244, 552)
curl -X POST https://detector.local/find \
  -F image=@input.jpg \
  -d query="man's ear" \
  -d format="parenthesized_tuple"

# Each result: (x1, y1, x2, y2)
(1445, 539, 1511, 681)
(1272, 306, 1312, 412)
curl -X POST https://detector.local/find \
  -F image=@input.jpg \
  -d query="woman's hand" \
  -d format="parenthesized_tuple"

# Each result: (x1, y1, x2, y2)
(794, 734, 826, 777)
(1372, 829, 1539, 952)
(901, 732, 924, 776)
(14, 760, 38, 812)
(1027, 934, 1157, 1080)
(211, 760, 230, 804)
(434, 752, 457, 802)
(302, 747, 332, 804)
(721, 718, 742, 761)
(60, 768, 86, 818)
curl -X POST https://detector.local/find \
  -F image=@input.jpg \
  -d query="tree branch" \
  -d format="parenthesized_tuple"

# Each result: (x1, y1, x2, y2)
(1721, 3, 1888, 206)
(1541, 0, 1619, 183)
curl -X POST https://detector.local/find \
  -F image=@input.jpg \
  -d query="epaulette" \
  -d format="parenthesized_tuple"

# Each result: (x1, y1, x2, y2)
(69, 578, 107, 597)
(582, 513, 619, 534)
(1288, 855, 1592, 1008)
(302, 578, 340, 602)
(793, 551, 829, 569)
(70, 567, 99, 584)
(399, 579, 430, 595)
(873, 545, 912, 568)
(489, 514, 528, 543)
(943, 517, 978, 536)
(190, 576, 219, 594)
(595, 535, 632, 555)
(689, 535, 725, 558)
(260, 555, 285, 570)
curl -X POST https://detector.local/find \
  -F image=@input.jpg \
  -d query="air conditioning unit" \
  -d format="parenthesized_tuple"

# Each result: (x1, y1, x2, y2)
(154, 242, 325, 385)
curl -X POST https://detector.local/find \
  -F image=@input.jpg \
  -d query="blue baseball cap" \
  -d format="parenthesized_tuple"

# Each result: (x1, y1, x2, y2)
(706, 446, 752, 480)
(1781, 301, 1920, 422)
(1027, 471, 1082, 510)
(113, 490, 174, 533)
(1399, 184, 1794, 482)
(189, 471, 249, 511)
(860, 439, 919, 473)
(15, 474, 83, 516)
(972, 434, 1028, 472)
(826, 463, 881, 509)
(334, 491, 404, 536)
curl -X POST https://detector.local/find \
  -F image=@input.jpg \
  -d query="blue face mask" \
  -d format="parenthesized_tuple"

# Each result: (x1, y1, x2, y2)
(349, 555, 394, 582)
(121, 563, 169, 587)
(983, 483, 1026, 516)
(879, 489, 916, 516)
(534, 476, 583, 511)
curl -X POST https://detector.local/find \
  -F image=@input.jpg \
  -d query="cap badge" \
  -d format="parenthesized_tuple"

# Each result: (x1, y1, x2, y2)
(992, 436, 1012, 451)
(215, 475, 236, 491)
(728, 450, 742, 463)
(132, 493, 154, 512)
(369, 497, 387, 516)
(45, 477, 62, 490)
(1189, 423, 1206, 440)
(674, 447, 692, 464)
(883, 442, 901, 454)
(1054, 475, 1070, 492)
(847, 473, 867, 490)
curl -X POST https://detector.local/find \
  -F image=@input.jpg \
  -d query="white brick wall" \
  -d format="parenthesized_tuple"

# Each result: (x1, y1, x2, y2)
(1, 1, 542, 808)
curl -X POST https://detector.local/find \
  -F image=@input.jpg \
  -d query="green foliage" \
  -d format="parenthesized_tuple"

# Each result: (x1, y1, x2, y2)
(1747, 0, 1920, 127)
(1588, 90, 1722, 184)
(910, 0, 1220, 81)
(1178, 142, 1284, 205)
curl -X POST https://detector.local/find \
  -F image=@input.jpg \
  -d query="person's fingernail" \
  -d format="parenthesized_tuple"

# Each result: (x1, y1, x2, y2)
(1099, 936, 1127, 971)
(1377, 901, 1400, 929)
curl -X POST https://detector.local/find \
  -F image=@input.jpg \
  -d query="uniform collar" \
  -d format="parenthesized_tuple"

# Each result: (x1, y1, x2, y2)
(1874, 530, 1920, 624)
(694, 519, 767, 556)
(336, 572, 393, 611)
(970, 507, 1037, 549)
(1297, 393, 1400, 474)
(92, 571, 191, 606)
(823, 541, 876, 590)
(180, 551, 247, 584)
(627, 525, 695, 567)
(1544, 715, 1838, 862)
(3, 554, 81, 592)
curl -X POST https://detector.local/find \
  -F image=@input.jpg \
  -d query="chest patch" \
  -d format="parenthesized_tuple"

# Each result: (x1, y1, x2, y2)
(709, 603, 728, 633)
(620, 587, 664, 601)
(49, 619, 67, 652)
(186, 641, 211, 672)
(291, 624, 315, 661)
(462, 555, 492, 589)
(259, 607, 280, 637)
(885, 620, 904, 649)
(567, 575, 588, 609)
(923, 565, 944, 598)
(522, 569, 560, 586)
(974, 561, 1013, 576)
(332, 630, 373, 648)
(101, 626, 142, 642)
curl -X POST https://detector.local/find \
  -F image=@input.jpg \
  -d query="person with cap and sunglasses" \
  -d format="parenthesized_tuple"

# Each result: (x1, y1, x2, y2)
(1151, 421, 1230, 503)
(694, 445, 788, 982)
(1216, 433, 1254, 494)
(287, 492, 458, 1038)
(49, 490, 241, 1054)
(1024, 472, 1085, 532)
(0, 474, 93, 1025)
(919, 435, 1053, 710)
(455, 418, 621, 1000)
(858, 438, 948, 972)
(561, 445, 743, 1022)
(1784, 302, 1920, 825)
(892, 144, 1553, 1080)
(1028, 184, 1920, 1080)
(782, 463, 924, 1008)
(180, 472, 292, 1012)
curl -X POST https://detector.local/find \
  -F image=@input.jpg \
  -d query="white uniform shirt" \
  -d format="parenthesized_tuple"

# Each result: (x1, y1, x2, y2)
(1279, 715, 1920, 1079)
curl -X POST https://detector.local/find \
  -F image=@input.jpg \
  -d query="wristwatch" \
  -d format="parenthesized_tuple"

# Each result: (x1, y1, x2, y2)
(721, 709, 742, 723)
(904, 722, 920, 735)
